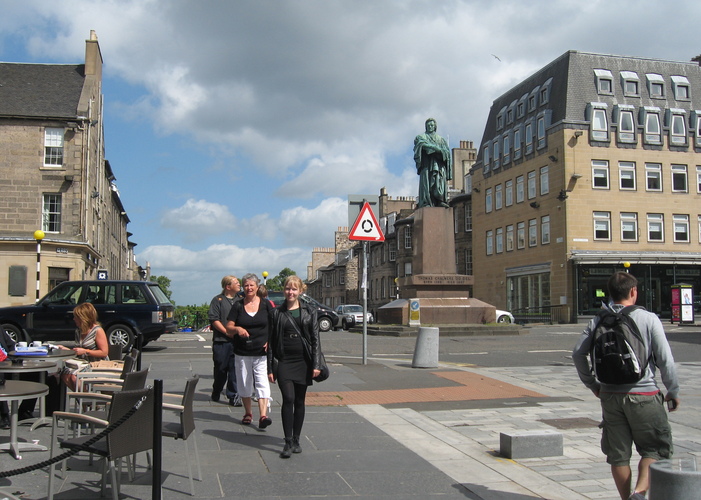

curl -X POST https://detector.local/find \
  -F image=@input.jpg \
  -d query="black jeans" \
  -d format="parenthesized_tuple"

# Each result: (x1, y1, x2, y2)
(212, 342, 237, 399)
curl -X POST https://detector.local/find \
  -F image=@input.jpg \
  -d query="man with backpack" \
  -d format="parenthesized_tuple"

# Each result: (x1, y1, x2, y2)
(573, 272, 680, 500)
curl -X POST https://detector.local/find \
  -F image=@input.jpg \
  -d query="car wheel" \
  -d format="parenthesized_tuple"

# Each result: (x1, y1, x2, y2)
(2, 323, 24, 343)
(107, 324, 135, 352)
(496, 314, 512, 324)
(318, 317, 332, 332)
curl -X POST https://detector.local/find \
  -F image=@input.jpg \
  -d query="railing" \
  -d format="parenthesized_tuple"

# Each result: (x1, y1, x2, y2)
(511, 305, 569, 325)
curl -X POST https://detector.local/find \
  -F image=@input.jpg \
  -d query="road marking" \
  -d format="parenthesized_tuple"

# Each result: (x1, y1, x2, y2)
(528, 349, 571, 353)
(447, 352, 488, 355)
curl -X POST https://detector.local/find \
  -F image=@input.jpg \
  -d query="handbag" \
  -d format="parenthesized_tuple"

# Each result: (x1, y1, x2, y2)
(287, 311, 330, 383)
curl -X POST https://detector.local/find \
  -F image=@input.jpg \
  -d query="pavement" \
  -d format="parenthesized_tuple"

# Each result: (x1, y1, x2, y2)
(0, 329, 699, 500)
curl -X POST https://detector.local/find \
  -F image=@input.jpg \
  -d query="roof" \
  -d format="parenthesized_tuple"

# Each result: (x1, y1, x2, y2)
(0, 63, 86, 119)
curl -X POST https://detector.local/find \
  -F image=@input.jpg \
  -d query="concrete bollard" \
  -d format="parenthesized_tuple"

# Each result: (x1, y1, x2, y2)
(412, 327, 439, 368)
(649, 457, 701, 500)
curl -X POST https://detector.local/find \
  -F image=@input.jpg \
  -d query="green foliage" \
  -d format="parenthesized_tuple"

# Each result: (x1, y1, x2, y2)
(175, 304, 209, 331)
(265, 267, 297, 291)
(150, 275, 173, 301)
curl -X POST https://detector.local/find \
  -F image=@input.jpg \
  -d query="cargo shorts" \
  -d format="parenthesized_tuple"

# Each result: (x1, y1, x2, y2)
(599, 392, 673, 466)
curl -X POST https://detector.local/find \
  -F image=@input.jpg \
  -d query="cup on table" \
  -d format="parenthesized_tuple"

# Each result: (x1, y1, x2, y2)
(31, 341, 42, 347)
(17, 341, 28, 348)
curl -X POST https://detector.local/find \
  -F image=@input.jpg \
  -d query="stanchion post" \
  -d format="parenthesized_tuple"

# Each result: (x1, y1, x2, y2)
(152, 379, 163, 500)
(135, 333, 143, 371)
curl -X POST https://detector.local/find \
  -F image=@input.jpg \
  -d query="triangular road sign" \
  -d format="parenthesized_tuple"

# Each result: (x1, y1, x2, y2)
(349, 202, 385, 241)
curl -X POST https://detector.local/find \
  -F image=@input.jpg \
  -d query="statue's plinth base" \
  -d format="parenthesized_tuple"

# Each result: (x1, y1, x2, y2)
(377, 296, 497, 326)
(397, 274, 473, 299)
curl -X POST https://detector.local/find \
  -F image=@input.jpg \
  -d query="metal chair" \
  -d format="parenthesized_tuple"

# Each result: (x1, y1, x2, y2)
(47, 386, 154, 500)
(75, 355, 136, 394)
(162, 376, 201, 496)
(107, 342, 123, 362)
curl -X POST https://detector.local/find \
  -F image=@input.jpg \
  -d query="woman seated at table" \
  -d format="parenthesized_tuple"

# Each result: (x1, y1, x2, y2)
(56, 302, 109, 391)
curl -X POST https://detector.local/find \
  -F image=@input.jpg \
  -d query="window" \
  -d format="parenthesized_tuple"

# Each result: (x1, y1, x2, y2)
(502, 134, 510, 164)
(528, 219, 537, 247)
(496, 113, 504, 130)
(513, 128, 522, 160)
(647, 213, 664, 241)
(454, 208, 459, 234)
(496, 227, 504, 253)
(540, 166, 549, 195)
(595, 69, 613, 94)
(592, 161, 609, 189)
(673, 214, 689, 242)
(495, 184, 503, 210)
(671, 75, 690, 101)
(517, 222, 525, 249)
(516, 175, 524, 203)
(619, 162, 636, 190)
(506, 224, 514, 251)
(646, 73, 665, 98)
(524, 122, 533, 154)
(505, 180, 513, 206)
(646, 163, 662, 191)
(590, 105, 609, 141)
(643, 108, 662, 144)
(517, 94, 527, 118)
(593, 211, 611, 240)
(699, 215, 701, 243)
(669, 111, 687, 145)
(621, 212, 638, 241)
(42, 194, 62, 233)
(540, 79, 552, 105)
(389, 246, 396, 262)
(404, 225, 412, 249)
(464, 248, 473, 276)
(527, 171, 536, 199)
(672, 164, 688, 192)
(694, 111, 701, 147)
(528, 94, 537, 112)
(506, 108, 514, 124)
(493, 139, 500, 169)
(697, 166, 701, 193)
(541, 215, 550, 245)
(621, 71, 640, 97)
(536, 115, 546, 149)
(486, 230, 493, 255)
(404, 262, 412, 276)
(482, 144, 490, 171)
(464, 204, 472, 232)
(44, 128, 64, 166)
(485, 188, 493, 213)
(616, 107, 636, 143)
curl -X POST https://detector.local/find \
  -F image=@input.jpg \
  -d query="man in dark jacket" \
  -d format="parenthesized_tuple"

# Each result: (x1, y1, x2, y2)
(208, 275, 242, 406)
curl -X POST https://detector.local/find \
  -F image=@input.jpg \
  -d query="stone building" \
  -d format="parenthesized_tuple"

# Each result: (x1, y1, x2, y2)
(0, 31, 140, 307)
(471, 50, 701, 321)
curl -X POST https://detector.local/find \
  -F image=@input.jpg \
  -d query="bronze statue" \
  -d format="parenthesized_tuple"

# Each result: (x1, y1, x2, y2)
(414, 118, 452, 208)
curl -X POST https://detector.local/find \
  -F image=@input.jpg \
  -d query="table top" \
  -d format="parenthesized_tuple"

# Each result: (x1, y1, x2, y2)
(8, 349, 77, 360)
(0, 380, 49, 401)
(0, 359, 58, 373)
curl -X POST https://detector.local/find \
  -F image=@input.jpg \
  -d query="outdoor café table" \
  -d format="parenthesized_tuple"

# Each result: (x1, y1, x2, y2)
(0, 359, 57, 430)
(7, 349, 76, 430)
(0, 380, 49, 459)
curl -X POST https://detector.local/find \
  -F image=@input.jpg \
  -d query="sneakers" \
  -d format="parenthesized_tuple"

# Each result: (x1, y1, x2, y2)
(291, 436, 302, 454)
(211, 390, 221, 402)
(229, 395, 242, 407)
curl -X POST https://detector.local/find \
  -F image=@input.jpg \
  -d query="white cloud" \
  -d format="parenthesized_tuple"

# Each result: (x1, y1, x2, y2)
(160, 199, 237, 241)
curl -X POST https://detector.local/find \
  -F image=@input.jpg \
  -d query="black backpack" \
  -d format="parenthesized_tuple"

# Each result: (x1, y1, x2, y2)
(590, 305, 649, 384)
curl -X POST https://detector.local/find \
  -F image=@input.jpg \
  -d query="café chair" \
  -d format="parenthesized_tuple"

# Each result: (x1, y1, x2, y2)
(74, 355, 136, 395)
(47, 386, 154, 500)
(161, 376, 201, 496)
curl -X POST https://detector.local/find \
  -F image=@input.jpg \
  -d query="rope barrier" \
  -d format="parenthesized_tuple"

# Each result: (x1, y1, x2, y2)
(0, 393, 147, 478)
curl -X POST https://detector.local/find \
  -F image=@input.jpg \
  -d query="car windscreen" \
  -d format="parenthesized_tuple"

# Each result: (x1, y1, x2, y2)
(346, 305, 363, 312)
(148, 284, 172, 305)
(42, 283, 84, 305)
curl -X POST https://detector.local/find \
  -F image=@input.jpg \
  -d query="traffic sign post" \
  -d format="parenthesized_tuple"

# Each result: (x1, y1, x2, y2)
(349, 202, 384, 365)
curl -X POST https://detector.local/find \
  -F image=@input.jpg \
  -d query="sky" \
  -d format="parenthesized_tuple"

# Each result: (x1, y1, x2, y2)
(2, 0, 701, 305)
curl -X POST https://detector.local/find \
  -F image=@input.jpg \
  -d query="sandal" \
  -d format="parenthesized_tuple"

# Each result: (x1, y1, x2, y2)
(241, 413, 253, 425)
(259, 415, 272, 429)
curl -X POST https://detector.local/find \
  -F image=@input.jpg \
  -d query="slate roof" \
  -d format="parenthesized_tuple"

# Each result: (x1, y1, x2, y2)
(0, 63, 86, 119)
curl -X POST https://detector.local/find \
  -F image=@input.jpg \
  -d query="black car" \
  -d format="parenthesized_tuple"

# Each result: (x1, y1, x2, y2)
(0, 280, 177, 351)
(266, 291, 340, 332)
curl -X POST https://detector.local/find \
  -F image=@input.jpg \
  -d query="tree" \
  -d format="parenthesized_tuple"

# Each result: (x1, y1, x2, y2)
(265, 267, 297, 291)
(150, 275, 173, 301)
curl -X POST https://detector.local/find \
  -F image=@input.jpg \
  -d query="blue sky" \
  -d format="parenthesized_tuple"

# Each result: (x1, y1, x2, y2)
(2, 0, 701, 305)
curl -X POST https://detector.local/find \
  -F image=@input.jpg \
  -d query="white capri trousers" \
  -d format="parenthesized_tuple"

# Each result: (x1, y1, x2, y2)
(235, 354, 271, 399)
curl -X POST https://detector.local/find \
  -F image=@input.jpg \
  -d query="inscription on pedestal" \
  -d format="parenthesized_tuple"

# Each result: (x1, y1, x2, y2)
(405, 274, 474, 286)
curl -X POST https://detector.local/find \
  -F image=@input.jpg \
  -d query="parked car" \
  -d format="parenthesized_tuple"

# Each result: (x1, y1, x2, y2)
(496, 309, 515, 323)
(265, 291, 340, 332)
(335, 304, 373, 329)
(0, 280, 177, 351)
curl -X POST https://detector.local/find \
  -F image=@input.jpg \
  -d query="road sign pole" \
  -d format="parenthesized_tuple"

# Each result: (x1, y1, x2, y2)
(363, 241, 368, 365)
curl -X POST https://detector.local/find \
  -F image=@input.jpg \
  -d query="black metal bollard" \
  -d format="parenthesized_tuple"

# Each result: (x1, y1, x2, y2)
(152, 379, 163, 500)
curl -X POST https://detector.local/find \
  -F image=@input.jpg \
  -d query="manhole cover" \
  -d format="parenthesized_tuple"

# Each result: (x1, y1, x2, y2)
(539, 417, 599, 430)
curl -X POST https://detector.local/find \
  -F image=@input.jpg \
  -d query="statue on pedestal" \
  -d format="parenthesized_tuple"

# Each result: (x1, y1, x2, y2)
(414, 118, 452, 208)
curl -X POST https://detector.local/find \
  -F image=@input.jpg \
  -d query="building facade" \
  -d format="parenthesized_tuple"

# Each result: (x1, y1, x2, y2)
(471, 50, 701, 320)
(0, 31, 140, 307)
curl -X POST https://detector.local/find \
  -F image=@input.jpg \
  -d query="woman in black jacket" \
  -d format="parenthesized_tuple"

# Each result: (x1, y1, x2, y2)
(267, 275, 321, 458)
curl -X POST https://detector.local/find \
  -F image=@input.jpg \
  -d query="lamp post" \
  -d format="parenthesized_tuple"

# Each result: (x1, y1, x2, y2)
(34, 230, 45, 301)
(262, 271, 268, 285)
(623, 261, 630, 273)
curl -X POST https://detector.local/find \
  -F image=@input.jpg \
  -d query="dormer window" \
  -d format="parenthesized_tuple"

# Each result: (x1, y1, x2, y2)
(671, 75, 690, 101)
(540, 77, 553, 105)
(588, 103, 609, 142)
(528, 86, 540, 112)
(646, 73, 665, 98)
(595, 69, 613, 95)
(620, 71, 640, 97)
(640, 106, 662, 144)
(614, 104, 636, 144)
(517, 94, 527, 118)
(667, 108, 687, 146)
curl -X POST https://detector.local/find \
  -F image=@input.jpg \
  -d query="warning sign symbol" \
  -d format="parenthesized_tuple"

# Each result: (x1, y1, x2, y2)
(349, 202, 385, 241)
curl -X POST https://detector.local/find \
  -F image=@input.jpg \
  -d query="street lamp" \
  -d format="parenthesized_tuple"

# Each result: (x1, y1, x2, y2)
(34, 230, 45, 301)
(262, 271, 268, 285)
(623, 261, 630, 273)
